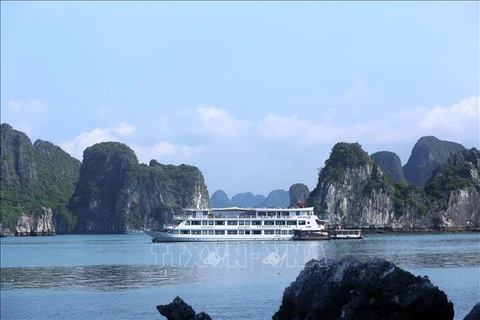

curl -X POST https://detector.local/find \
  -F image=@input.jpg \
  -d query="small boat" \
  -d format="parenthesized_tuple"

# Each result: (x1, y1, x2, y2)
(293, 219, 330, 240)
(293, 229, 330, 240)
(330, 228, 363, 240)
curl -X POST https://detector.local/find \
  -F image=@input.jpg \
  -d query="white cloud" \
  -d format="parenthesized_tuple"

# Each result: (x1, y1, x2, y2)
(3, 99, 48, 136)
(258, 97, 480, 148)
(196, 106, 252, 138)
(112, 122, 135, 136)
(60, 123, 136, 160)
(60, 122, 203, 163)
(132, 143, 203, 164)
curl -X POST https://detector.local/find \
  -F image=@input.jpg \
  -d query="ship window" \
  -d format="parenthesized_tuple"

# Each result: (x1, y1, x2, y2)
(192, 221, 201, 225)
(227, 230, 238, 235)
(252, 230, 262, 235)
(215, 220, 225, 225)
(180, 230, 190, 234)
(202, 230, 208, 235)
(202, 221, 208, 225)
(208, 221, 214, 225)
(258, 212, 266, 216)
(227, 221, 237, 225)
(245, 230, 251, 235)
(203, 211, 209, 215)
(264, 230, 274, 235)
(208, 230, 214, 235)
(185, 221, 191, 225)
(307, 221, 310, 224)
(192, 230, 201, 235)
(252, 221, 262, 225)
(268, 212, 275, 217)
(244, 221, 251, 225)
(275, 230, 281, 235)
(282, 230, 288, 235)
(275, 221, 286, 225)
(298, 220, 306, 225)
(264, 221, 274, 225)
(215, 230, 225, 235)
(287, 221, 296, 225)
(238, 221, 244, 225)
(239, 230, 245, 235)
(288, 230, 293, 235)
(172, 230, 180, 234)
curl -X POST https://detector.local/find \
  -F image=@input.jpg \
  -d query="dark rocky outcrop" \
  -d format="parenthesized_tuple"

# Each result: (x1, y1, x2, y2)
(403, 136, 465, 188)
(157, 296, 211, 320)
(1, 123, 81, 233)
(371, 151, 405, 183)
(15, 207, 55, 236)
(463, 302, 480, 320)
(273, 256, 454, 320)
(70, 142, 209, 233)
(308, 142, 480, 230)
(289, 183, 310, 207)
(210, 190, 232, 208)
(264, 189, 289, 208)
(424, 148, 480, 228)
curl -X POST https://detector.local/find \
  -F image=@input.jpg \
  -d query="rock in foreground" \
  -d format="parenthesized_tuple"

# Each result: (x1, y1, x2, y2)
(273, 256, 454, 320)
(157, 296, 211, 320)
(463, 302, 480, 320)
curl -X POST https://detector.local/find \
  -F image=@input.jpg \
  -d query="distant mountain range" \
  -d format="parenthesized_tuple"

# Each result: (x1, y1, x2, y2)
(210, 184, 310, 208)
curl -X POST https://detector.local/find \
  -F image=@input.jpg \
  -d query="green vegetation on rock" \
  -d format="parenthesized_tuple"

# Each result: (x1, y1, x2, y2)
(0, 124, 81, 231)
(289, 183, 310, 207)
(70, 142, 209, 233)
(403, 136, 465, 187)
(323, 142, 369, 180)
(371, 151, 405, 183)
(424, 148, 478, 202)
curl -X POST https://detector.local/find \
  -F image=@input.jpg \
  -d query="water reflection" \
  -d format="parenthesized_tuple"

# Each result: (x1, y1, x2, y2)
(1, 265, 205, 291)
(2, 235, 478, 293)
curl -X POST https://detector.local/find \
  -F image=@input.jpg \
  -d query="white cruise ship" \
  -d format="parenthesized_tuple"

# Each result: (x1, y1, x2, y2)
(144, 206, 328, 242)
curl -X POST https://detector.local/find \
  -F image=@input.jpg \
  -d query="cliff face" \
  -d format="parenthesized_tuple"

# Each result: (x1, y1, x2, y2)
(308, 143, 396, 227)
(288, 183, 310, 207)
(1, 123, 38, 190)
(15, 207, 55, 236)
(403, 136, 465, 187)
(425, 148, 480, 228)
(70, 142, 209, 233)
(0, 123, 81, 233)
(308, 143, 480, 229)
(371, 151, 405, 183)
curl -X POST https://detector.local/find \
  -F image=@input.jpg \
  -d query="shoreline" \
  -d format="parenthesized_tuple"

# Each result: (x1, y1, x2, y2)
(361, 228, 480, 235)
(1, 228, 479, 237)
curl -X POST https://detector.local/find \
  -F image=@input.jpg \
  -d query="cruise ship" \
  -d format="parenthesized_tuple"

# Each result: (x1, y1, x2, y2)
(144, 206, 328, 242)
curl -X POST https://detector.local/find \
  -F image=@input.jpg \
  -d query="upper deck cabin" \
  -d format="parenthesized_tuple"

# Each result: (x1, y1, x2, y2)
(177, 207, 315, 220)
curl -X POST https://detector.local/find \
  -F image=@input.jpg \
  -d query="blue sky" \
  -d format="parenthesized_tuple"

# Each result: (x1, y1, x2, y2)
(2, 2, 479, 197)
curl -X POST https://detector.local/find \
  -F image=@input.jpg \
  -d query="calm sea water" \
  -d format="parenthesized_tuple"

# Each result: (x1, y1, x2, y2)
(1, 233, 479, 320)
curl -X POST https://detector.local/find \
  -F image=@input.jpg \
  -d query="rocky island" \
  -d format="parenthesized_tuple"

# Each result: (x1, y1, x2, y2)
(0, 123, 209, 235)
(1, 123, 479, 235)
